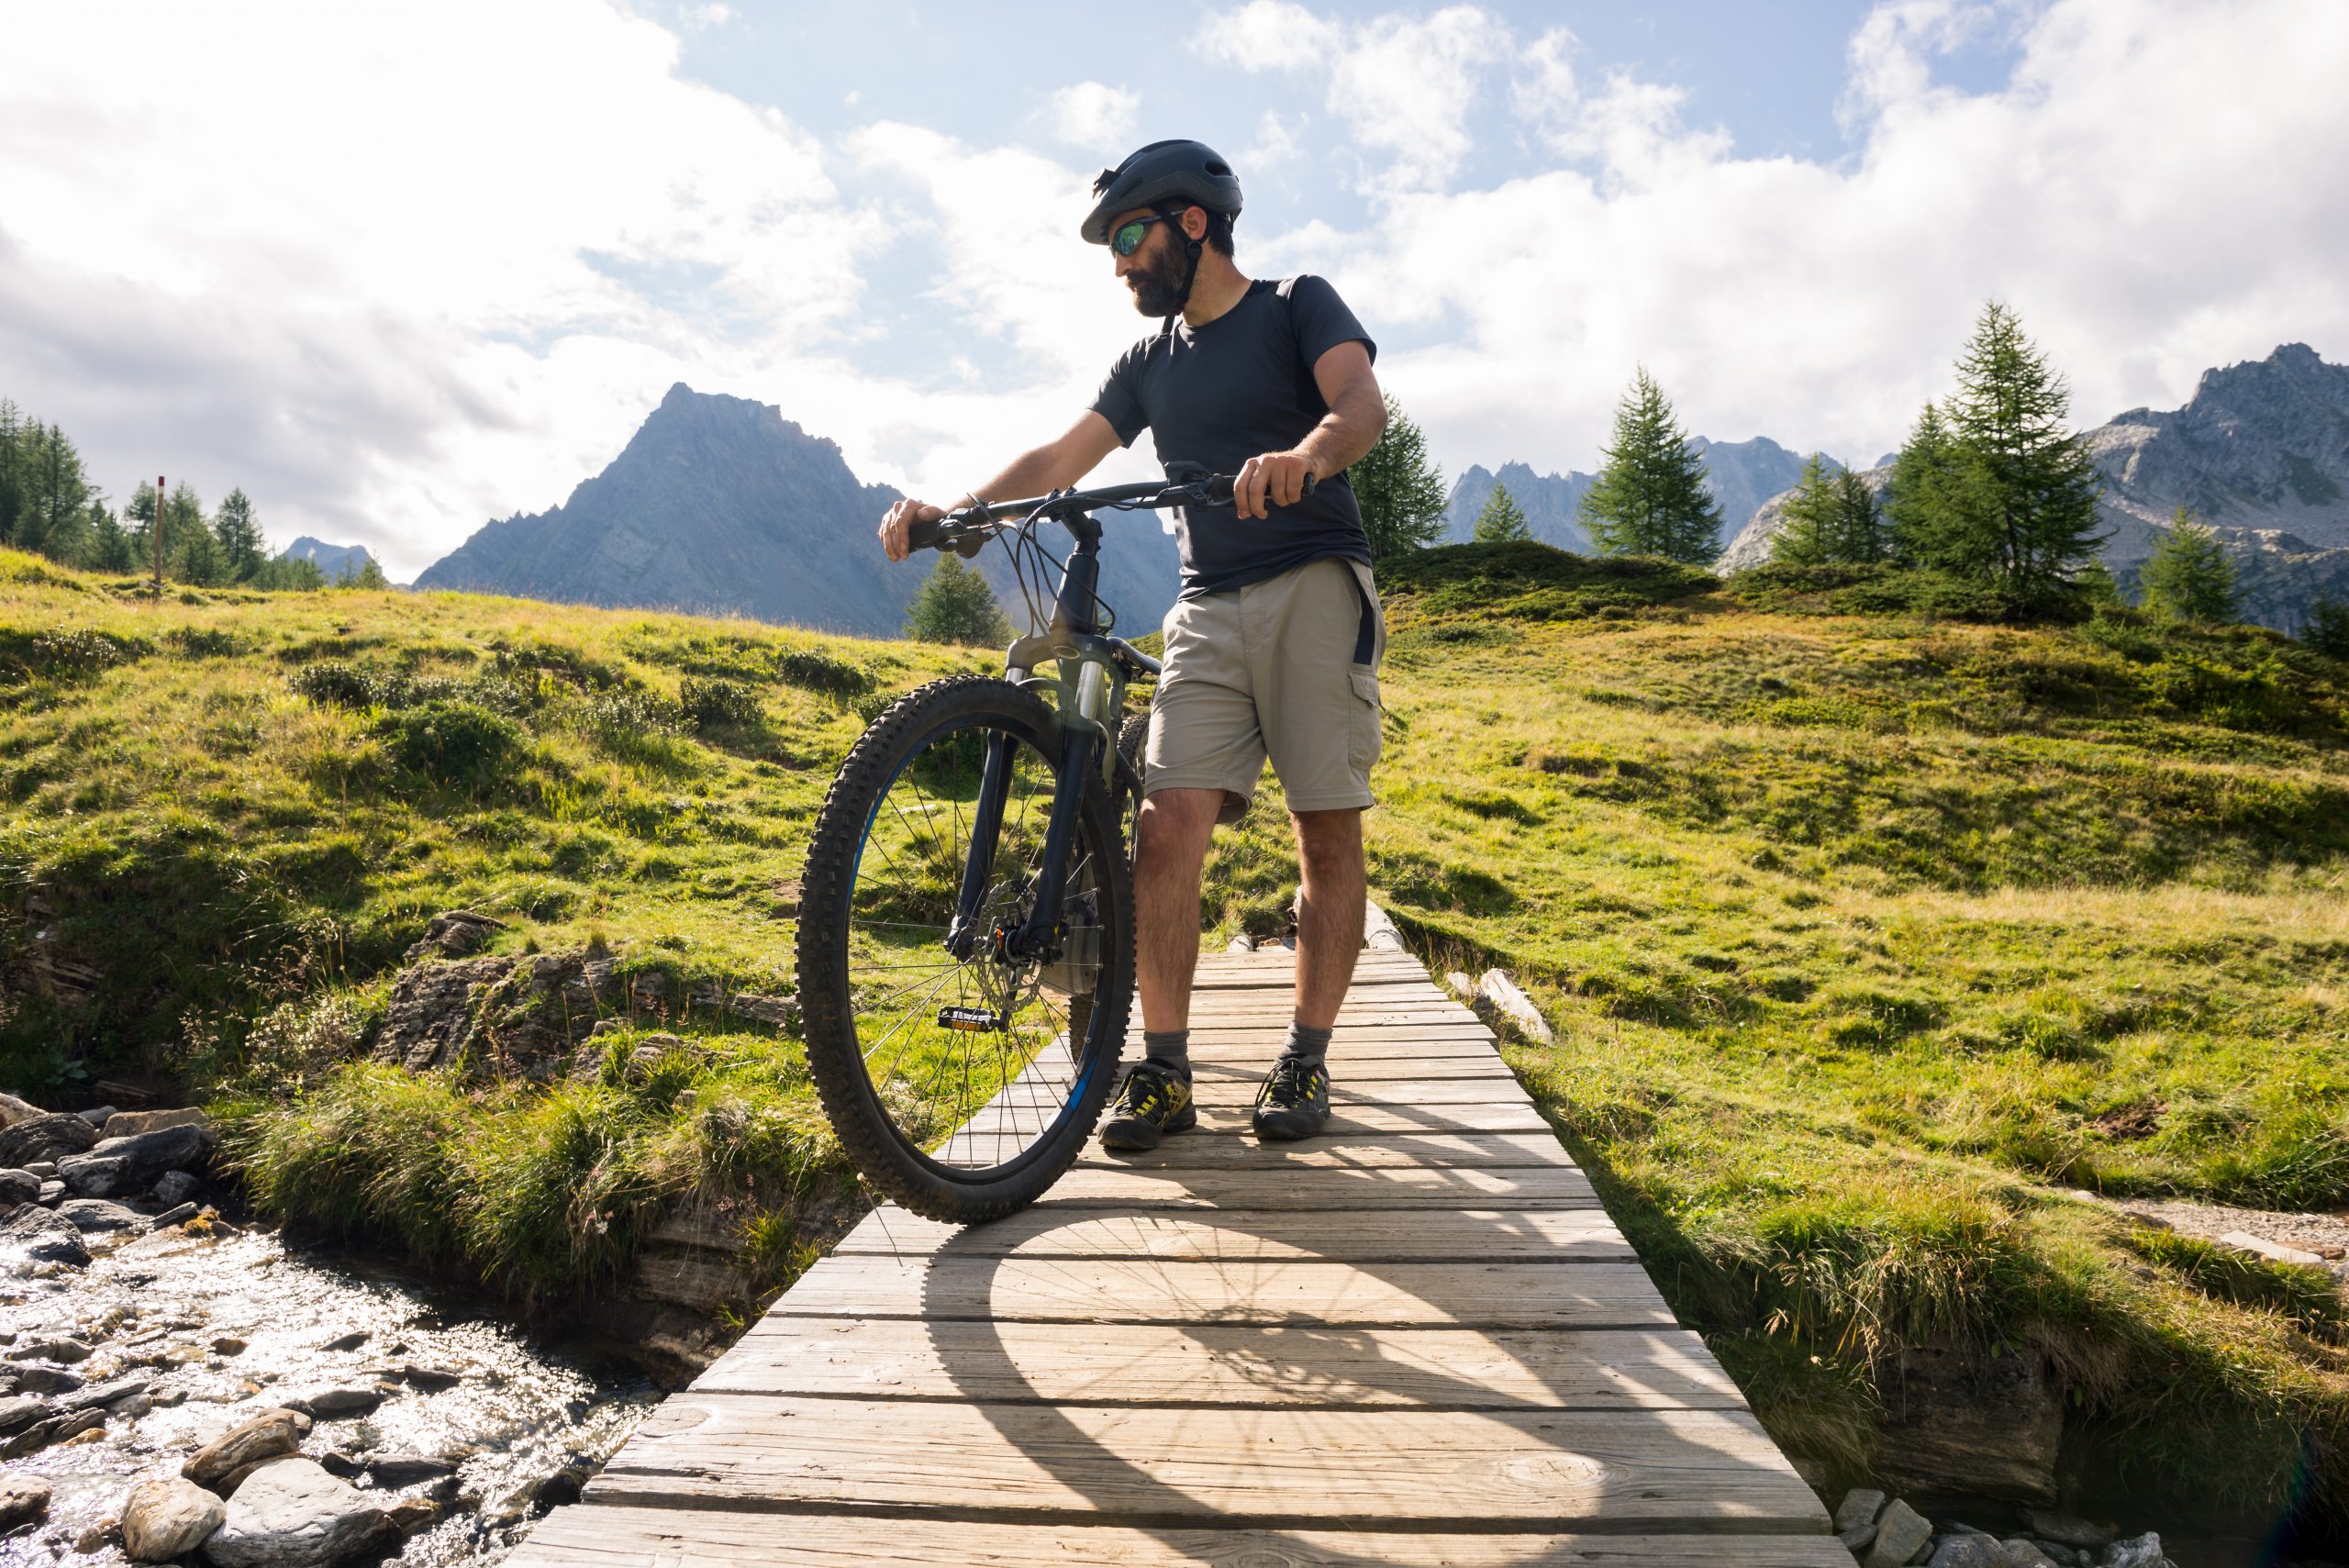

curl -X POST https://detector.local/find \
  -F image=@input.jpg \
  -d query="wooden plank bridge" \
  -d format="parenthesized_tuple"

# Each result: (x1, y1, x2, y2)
(514, 946, 1841, 1566)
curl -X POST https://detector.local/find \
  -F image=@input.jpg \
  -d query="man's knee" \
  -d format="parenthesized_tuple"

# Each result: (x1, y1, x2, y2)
(1291, 806, 1364, 873)
(1137, 788, 1222, 871)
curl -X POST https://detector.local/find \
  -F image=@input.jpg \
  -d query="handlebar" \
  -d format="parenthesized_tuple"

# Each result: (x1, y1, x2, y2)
(907, 467, 1318, 556)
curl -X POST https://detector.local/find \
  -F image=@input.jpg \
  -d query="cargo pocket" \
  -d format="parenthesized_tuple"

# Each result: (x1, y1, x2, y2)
(1347, 664, 1383, 775)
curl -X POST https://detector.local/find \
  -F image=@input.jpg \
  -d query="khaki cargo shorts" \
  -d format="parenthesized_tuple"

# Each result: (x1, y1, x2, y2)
(1144, 557, 1386, 822)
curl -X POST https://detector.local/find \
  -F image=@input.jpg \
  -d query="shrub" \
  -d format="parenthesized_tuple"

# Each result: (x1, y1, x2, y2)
(585, 688, 686, 745)
(167, 627, 243, 659)
(775, 648, 874, 697)
(292, 660, 385, 707)
(374, 700, 519, 790)
(679, 675, 762, 731)
(0, 626, 147, 682)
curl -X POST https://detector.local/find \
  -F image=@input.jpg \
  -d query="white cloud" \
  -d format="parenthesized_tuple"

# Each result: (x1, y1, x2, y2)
(1195, 2, 1508, 192)
(1252, 0, 2349, 490)
(685, 3, 735, 29)
(1041, 82, 1140, 153)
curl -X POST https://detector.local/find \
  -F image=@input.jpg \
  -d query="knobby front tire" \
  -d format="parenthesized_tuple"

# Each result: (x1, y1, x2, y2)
(796, 675, 1133, 1224)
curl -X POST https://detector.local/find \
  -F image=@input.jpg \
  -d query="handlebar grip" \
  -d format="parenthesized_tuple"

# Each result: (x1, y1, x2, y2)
(1202, 471, 1317, 506)
(907, 515, 943, 551)
(1300, 471, 1318, 498)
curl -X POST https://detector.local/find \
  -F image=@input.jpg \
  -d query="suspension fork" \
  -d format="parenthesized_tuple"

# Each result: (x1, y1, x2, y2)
(942, 661, 1109, 963)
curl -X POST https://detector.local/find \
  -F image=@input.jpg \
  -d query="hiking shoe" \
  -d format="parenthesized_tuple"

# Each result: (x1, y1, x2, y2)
(1099, 1060, 1196, 1151)
(1252, 1056, 1330, 1141)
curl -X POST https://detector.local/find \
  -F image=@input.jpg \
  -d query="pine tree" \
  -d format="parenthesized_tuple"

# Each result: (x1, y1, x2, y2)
(1472, 483, 1531, 544)
(19, 424, 93, 560)
(905, 554, 1013, 647)
(164, 482, 217, 584)
(213, 487, 264, 581)
(2304, 595, 2349, 661)
(1579, 367, 1722, 563)
(83, 501, 131, 573)
(1930, 302, 2105, 596)
(1771, 453, 1842, 566)
(2138, 507, 2241, 624)
(1349, 394, 1447, 560)
(1885, 400, 1959, 566)
(0, 400, 26, 546)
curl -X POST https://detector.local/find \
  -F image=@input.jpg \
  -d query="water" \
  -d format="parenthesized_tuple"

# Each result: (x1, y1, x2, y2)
(0, 1218, 658, 1568)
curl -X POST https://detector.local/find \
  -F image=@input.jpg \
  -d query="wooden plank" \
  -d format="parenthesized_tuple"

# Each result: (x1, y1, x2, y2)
(1185, 1076, 1542, 1107)
(935, 1130, 1573, 1170)
(585, 1397, 1825, 1531)
(1037, 1163, 1602, 1209)
(1163, 1036, 1506, 1061)
(958, 1100, 1549, 1138)
(829, 1205, 1631, 1262)
(701, 1318, 1743, 1410)
(1189, 1057, 1515, 1081)
(774, 1256, 1673, 1328)
(518, 1507, 1852, 1568)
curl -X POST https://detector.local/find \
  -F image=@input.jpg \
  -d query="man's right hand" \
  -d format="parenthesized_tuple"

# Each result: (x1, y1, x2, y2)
(878, 497, 946, 562)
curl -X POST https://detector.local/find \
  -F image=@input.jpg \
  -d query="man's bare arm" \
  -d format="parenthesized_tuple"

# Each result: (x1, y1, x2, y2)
(1233, 342, 1385, 520)
(879, 412, 1124, 562)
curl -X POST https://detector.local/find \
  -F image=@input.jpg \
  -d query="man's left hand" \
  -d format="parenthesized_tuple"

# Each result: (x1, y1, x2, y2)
(1234, 450, 1312, 520)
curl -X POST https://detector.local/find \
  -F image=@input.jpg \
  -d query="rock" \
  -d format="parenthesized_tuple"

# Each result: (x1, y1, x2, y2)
(58, 1153, 130, 1197)
(1841, 1523, 1881, 1554)
(0, 1169, 39, 1207)
(13, 1363, 83, 1394)
(1932, 1536, 2008, 1568)
(102, 1108, 212, 1140)
(404, 909, 506, 962)
(0, 1204, 90, 1265)
(318, 1332, 368, 1352)
(61, 1423, 109, 1445)
(2027, 1511, 2117, 1551)
(1875, 1340, 2063, 1503)
(61, 1374, 153, 1411)
(0, 1091, 45, 1127)
(8, 1336, 93, 1362)
(315, 1452, 362, 1480)
(110, 1393, 153, 1419)
(155, 1170, 206, 1207)
(2218, 1229, 2328, 1267)
(88, 1123, 212, 1184)
(2101, 1535, 2166, 1568)
(213, 1337, 248, 1356)
(79, 1105, 120, 1129)
(0, 1394, 44, 1432)
(382, 1497, 440, 1536)
(60, 1197, 148, 1232)
(395, 1362, 462, 1391)
(75, 1520, 119, 1554)
(1836, 1489, 1889, 1532)
(203, 1458, 390, 1568)
(1866, 1499, 1935, 1568)
(25, 1162, 56, 1178)
(122, 1476, 228, 1562)
(363, 1454, 456, 1487)
(2001, 1541, 2060, 1567)
(0, 1112, 100, 1165)
(152, 1203, 202, 1228)
(532, 1467, 587, 1508)
(302, 1387, 383, 1418)
(0, 1474, 51, 1529)
(184, 1408, 309, 1490)
(37, 1179, 64, 1206)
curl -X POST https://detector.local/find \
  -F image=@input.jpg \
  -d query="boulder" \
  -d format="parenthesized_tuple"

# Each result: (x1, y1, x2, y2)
(1866, 1499, 1935, 1568)
(317, 1332, 368, 1352)
(89, 1123, 212, 1184)
(37, 1180, 64, 1206)
(1836, 1488, 1888, 1532)
(202, 1459, 390, 1568)
(0, 1091, 45, 1127)
(152, 1202, 202, 1228)
(184, 1408, 310, 1490)
(1875, 1340, 2063, 1503)
(58, 1153, 129, 1197)
(302, 1388, 383, 1419)
(2102, 1535, 2168, 1568)
(1, 1204, 90, 1265)
(0, 1169, 39, 1207)
(2002, 1542, 2060, 1567)
(0, 1474, 51, 1529)
(0, 1394, 45, 1432)
(2027, 1511, 2117, 1551)
(78, 1106, 119, 1129)
(1932, 1536, 2008, 1568)
(363, 1454, 457, 1487)
(61, 1374, 153, 1412)
(101, 1107, 211, 1140)
(12, 1364, 83, 1394)
(59, 1198, 148, 1233)
(155, 1170, 206, 1207)
(0, 1112, 99, 1166)
(404, 910, 506, 962)
(382, 1497, 440, 1536)
(122, 1476, 228, 1562)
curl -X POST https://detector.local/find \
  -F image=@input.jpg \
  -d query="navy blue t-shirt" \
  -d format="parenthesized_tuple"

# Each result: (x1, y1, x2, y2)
(1089, 274, 1376, 597)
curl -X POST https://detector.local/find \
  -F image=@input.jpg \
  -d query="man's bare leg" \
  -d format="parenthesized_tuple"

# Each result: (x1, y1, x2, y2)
(1132, 787, 1225, 1032)
(1291, 807, 1365, 1029)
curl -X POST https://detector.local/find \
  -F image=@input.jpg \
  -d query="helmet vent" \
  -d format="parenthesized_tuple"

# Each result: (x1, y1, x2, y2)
(1205, 161, 1231, 176)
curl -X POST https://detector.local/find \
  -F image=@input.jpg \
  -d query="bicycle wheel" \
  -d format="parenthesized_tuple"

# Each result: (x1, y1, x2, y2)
(796, 674, 1133, 1223)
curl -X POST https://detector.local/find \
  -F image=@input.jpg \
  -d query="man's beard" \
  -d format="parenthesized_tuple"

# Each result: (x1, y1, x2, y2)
(1126, 242, 1190, 317)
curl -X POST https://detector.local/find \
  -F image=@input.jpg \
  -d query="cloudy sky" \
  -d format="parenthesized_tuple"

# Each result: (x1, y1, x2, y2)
(5, 0, 2345, 577)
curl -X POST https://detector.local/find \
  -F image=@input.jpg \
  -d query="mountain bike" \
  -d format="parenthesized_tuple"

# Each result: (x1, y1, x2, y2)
(796, 464, 1310, 1224)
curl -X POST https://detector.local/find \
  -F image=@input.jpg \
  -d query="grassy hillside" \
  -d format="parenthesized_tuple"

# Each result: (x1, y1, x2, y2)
(3, 541, 2345, 1516)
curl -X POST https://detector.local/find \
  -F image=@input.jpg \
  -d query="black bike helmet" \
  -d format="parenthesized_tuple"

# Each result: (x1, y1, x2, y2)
(1079, 139, 1242, 245)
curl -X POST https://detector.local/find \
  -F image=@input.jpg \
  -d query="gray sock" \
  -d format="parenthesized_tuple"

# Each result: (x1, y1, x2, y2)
(1142, 1029, 1191, 1079)
(1281, 1021, 1332, 1065)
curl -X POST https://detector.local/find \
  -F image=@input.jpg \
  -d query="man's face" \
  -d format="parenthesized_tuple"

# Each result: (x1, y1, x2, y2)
(1111, 206, 1192, 317)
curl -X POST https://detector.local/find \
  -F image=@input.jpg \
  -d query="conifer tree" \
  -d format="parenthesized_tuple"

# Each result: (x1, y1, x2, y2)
(1472, 483, 1531, 544)
(83, 502, 132, 573)
(1579, 367, 1722, 563)
(1772, 453, 1842, 566)
(1923, 302, 2104, 596)
(1349, 394, 1447, 560)
(2304, 595, 2349, 661)
(905, 554, 1013, 647)
(0, 400, 26, 545)
(1885, 400, 1959, 565)
(213, 487, 265, 581)
(2138, 507, 2241, 624)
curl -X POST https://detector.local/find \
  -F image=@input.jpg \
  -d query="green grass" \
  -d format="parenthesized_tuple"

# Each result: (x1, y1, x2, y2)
(5, 541, 2347, 1516)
